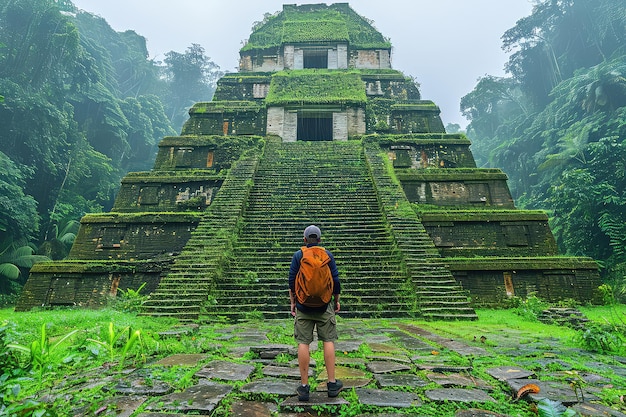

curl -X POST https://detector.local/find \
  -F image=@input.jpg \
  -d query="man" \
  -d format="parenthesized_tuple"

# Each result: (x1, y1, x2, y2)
(289, 224, 343, 401)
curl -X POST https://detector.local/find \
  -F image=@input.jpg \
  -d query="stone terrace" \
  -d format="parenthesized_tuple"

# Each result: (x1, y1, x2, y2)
(54, 317, 626, 416)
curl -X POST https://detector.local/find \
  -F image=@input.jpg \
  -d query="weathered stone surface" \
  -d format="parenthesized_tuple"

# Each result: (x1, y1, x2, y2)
(318, 365, 369, 381)
(280, 392, 350, 408)
(427, 372, 493, 389)
(374, 373, 429, 388)
(425, 388, 496, 403)
(145, 381, 232, 413)
(368, 342, 406, 354)
(570, 402, 626, 416)
(366, 360, 411, 374)
(355, 388, 421, 407)
(152, 354, 206, 367)
(506, 378, 600, 405)
(368, 354, 412, 364)
(485, 366, 535, 381)
(262, 364, 308, 379)
(335, 340, 364, 353)
(230, 400, 274, 417)
(455, 409, 512, 417)
(316, 378, 371, 391)
(91, 396, 146, 417)
(195, 360, 255, 381)
(240, 377, 298, 396)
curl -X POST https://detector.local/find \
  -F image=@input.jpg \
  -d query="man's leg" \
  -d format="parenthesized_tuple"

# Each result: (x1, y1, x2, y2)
(298, 342, 310, 385)
(323, 341, 336, 382)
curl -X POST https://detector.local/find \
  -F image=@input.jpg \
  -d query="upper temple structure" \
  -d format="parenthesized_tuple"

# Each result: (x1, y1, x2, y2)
(16, 3, 601, 320)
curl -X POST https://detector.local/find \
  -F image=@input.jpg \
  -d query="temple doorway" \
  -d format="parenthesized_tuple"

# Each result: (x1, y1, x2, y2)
(297, 112, 333, 141)
(303, 49, 328, 68)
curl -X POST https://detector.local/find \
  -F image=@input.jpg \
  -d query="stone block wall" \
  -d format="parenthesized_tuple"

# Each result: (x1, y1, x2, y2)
(378, 137, 476, 169)
(448, 258, 601, 307)
(349, 49, 391, 69)
(399, 174, 515, 207)
(112, 178, 222, 212)
(421, 213, 559, 257)
(67, 213, 201, 261)
(15, 260, 169, 311)
(153, 136, 263, 171)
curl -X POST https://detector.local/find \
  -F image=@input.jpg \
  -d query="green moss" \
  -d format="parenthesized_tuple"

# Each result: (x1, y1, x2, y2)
(418, 209, 550, 222)
(80, 212, 203, 224)
(122, 171, 224, 183)
(444, 256, 599, 271)
(282, 20, 349, 43)
(189, 101, 263, 114)
(265, 70, 366, 105)
(30, 259, 169, 274)
(395, 168, 508, 181)
(241, 3, 391, 52)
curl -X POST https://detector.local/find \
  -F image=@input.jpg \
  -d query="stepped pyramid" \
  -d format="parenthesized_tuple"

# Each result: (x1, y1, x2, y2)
(17, 3, 600, 319)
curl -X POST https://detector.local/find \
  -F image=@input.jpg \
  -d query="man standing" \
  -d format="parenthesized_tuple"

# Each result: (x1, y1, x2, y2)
(289, 225, 343, 401)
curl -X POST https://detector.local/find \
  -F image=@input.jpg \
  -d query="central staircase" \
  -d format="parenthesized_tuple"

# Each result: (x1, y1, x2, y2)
(143, 138, 477, 321)
(201, 138, 476, 320)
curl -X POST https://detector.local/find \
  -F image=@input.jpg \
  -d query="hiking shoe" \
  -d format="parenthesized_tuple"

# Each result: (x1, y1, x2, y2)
(296, 384, 310, 401)
(327, 379, 343, 397)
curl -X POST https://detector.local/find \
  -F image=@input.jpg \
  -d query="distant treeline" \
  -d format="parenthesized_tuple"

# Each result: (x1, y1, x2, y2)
(0, 0, 221, 295)
(461, 0, 626, 285)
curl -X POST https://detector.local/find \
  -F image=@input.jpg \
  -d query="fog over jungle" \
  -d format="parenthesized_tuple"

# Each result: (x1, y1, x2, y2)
(70, 0, 534, 127)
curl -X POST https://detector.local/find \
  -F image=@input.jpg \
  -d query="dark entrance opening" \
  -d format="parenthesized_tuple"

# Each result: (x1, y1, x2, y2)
(297, 112, 333, 141)
(303, 50, 328, 69)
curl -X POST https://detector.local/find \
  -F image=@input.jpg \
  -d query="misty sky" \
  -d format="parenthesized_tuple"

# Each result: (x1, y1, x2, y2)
(70, 0, 534, 127)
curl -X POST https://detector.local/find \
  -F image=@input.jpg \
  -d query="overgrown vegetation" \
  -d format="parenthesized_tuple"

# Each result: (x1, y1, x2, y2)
(0, 0, 222, 299)
(241, 3, 390, 52)
(1, 302, 625, 416)
(461, 0, 626, 285)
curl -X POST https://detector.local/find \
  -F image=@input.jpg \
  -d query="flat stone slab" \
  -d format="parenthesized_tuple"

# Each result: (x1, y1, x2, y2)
(336, 356, 365, 366)
(571, 402, 626, 416)
(366, 360, 411, 374)
(507, 378, 599, 405)
(262, 364, 309, 379)
(335, 340, 363, 353)
(91, 396, 146, 417)
(485, 366, 535, 381)
(145, 381, 232, 414)
(374, 373, 429, 388)
(368, 354, 412, 364)
(151, 353, 206, 367)
(319, 365, 369, 381)
(249, 343, 292, 354)
(368, 342, 406, 354)
(355, 388, 421, 407)
(240, 377, 298, 396)
(229, 400, 274, 417)
(316, 378, 371, 391)
(427, 372, 493, 390)
(425, 388, 496, 403)
(280, 392, 349, 408)
(455, 409, 513, 417)
(195, 360, 255, 381)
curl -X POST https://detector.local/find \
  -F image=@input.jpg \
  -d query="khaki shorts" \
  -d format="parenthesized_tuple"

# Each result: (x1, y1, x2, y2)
(294, 304, 337, 345)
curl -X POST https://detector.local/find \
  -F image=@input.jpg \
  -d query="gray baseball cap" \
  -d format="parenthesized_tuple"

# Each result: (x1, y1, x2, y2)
(304, 225, 321, 239)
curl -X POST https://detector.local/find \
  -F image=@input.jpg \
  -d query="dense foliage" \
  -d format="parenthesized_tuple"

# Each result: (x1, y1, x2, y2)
(461, 0, 626, 283)
(0, 0, 220, 295)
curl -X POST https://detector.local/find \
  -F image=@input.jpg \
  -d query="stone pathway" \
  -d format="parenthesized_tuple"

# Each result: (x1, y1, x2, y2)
(60, 319, 626, 416)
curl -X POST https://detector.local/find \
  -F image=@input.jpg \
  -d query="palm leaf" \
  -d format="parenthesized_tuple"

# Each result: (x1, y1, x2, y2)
(0, 263, 20, 280)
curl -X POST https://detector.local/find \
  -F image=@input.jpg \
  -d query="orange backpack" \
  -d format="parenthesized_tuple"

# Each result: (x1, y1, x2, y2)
(295, 246, 334, 308)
